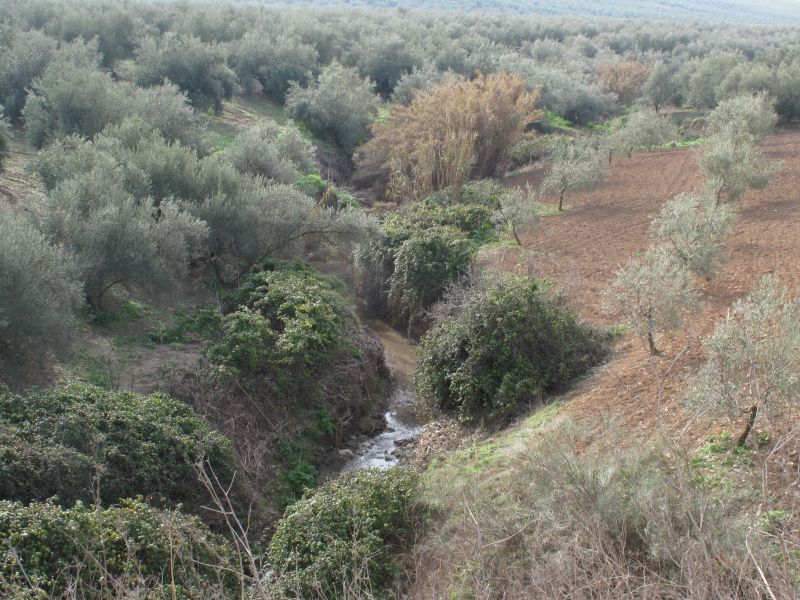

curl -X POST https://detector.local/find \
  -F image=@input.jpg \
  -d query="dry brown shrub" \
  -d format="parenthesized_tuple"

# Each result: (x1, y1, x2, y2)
(598, 61, 652, 105)
(411, 422, 799, 599)
(357, 74, 540, 203)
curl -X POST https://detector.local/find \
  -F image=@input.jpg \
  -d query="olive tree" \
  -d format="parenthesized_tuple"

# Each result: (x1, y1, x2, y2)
(0, 205, 81, 358)
(686, 275, 800, 447)
(224, 122, 314, 183)
(134, 33, 239, 112)
(606, 108, 678, 162)
(705, 92, 778, 142)
(0, 29, 56, 121)
(230, 30, 317, 100)
(697, 134, 779, 203)
(608, 245, 695, 355)
(541, 141, 608, 211)
(650, 185, 735, 279)
(0, 114, 9, 173)
(32, 169, 207, 309)
(641, 62, 676, 113)
(493, 185, 541, 245)
(194, 176, 375, 267)
(285, 62, 380, 155)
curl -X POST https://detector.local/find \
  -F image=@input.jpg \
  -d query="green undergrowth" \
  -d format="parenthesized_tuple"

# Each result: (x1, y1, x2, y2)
(424, 402, 563, 498)
(688, 431, 763, 492)
(353, 180, 509, 336)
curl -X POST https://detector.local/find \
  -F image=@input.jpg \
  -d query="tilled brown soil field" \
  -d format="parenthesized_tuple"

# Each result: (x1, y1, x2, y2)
(500, 129, 800, 455)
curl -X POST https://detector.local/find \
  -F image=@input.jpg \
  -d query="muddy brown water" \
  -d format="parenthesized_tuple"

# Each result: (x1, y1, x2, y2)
(317, 260, 421, 471)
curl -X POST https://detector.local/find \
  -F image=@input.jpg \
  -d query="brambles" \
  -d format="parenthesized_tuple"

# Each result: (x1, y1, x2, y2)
(267, 468, 419, 598)
(0, 381, 237, 514)
(0, 206, 81, 359)
(361, 74, 540, 202)
(414, 276, 607, 421)
(0, 498, 237, 599)
(607, 245, 695, 355)
(686, 275, 800, 447)
(387, 227, 476, 336)
(353, 181, 502, 332)
(204, 266, 348, 388)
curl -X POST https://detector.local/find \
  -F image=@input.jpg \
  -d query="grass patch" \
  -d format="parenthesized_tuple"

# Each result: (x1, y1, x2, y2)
(543, 111, 576, 132)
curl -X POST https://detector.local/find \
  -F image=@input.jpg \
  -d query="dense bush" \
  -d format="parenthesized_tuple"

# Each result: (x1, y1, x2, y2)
(388, 227, 476, 336)
(0, 498, 237, 599)
(0, 205, 81, 359)
(204, 264, 350, 389)
(267, 468, 419, 598)
(354, 181, 503, 330)
(420, 424, 796, 598)
(0, 382, 236, 514)
(285, 62, 380, 154)
(414, 276, 607, 421)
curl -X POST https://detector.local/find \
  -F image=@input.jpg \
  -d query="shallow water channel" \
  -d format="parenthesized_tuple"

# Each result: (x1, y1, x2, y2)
(340, 314, 421, 471)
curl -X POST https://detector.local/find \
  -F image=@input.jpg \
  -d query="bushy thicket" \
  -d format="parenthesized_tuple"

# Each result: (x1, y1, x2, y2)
(204, 263, 350, 390)
(414, 276, 607, 421)
(0, 381, 236, 515)
(353, 181, 508, 334)
(0, 498, 237, 599)
(267, 468, 419, 598)
(178, 261, 390, 509)
(0, 206, 81, 359)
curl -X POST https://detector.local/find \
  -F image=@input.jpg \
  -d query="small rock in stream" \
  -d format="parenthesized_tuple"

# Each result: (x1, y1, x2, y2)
(338, 449, 355, 459)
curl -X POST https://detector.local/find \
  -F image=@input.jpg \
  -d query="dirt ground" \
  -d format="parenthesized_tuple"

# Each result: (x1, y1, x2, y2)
(498, 128, 800, 456)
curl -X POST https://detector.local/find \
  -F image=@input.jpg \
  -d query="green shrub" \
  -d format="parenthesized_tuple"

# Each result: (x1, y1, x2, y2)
(0, 498, 237, 599)
(414, 276, 607, 421)
(205, 263, 349, 388)
(353, 181, 502, 327)
(388, 227, 476, 336)
(0, 382, 236, 514)
(267, 468, 419, 598)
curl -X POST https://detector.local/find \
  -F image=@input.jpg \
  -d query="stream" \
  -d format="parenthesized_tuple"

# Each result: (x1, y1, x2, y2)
(340, 315, 421, 470)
